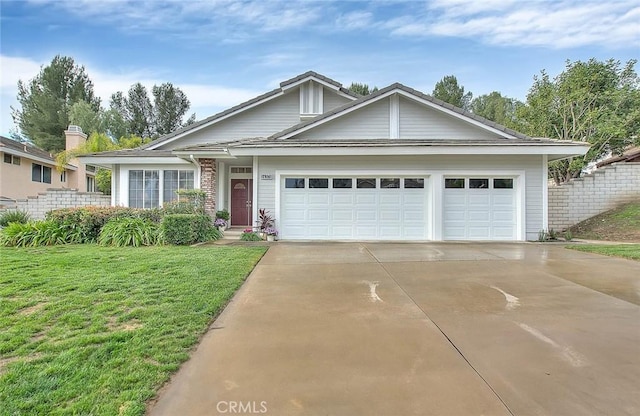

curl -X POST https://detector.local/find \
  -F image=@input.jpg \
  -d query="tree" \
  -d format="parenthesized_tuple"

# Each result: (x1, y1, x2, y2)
(348, 82, 379, 96)
(11, 55, 100, 152)
(110, 83, 154, 138)
(152, 83, 194, 135)
(470, 92, 523, 128)
(110, 82, 195, 139)
(517, 58, 640, 184)
(56, 132, 151, 194)
(432, 75, 472, 110)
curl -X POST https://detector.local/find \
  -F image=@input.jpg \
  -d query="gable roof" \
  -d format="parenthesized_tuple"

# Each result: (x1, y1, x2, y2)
(267, 83, 531, 142)
(0, 136, 58, 163)
(144, 71, 358, 150)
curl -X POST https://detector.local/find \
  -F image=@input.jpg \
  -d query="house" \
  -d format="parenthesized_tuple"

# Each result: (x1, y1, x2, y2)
(81, 71, 589, 241)
(0, 127, 97, 206)
(596, 147, 640, 168)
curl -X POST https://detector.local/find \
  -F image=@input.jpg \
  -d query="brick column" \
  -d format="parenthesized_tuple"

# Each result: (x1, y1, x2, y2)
(199, 158, 216, 215)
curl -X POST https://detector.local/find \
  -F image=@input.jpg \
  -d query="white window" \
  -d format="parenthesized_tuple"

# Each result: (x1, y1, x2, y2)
(129, 170, 160, 208)
(300, 81, 323, 115)
(163, 170, 195, 202)
(61, 171, 67, 183)
(86, 176, 96, 192)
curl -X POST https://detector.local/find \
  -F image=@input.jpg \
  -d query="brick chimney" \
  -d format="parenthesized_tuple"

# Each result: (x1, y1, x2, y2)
(64, 125, 89, 191)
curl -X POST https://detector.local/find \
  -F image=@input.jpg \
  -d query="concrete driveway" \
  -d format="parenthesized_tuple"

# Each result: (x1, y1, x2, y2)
(150, 243, 640, 416)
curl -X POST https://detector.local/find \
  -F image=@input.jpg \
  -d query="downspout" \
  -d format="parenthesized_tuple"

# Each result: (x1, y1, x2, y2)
(189, 155, 201, 188)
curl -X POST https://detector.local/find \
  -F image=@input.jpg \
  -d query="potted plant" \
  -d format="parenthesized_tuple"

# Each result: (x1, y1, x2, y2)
(265, 227, 278, 242)
(215, 209, 230, 229)
(257, 208, 274, 239)
(214, 218, 227, 232)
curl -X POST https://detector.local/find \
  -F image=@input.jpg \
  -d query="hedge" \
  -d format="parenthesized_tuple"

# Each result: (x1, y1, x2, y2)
(161, 214, 221, 245)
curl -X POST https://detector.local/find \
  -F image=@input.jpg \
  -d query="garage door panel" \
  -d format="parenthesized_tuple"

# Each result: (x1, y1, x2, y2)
(332, 209, 354, 221)
(281, 176, 428, 240)
(282, 209, 306, 221)
(468, 210, 490, 221)
(355, 193, 377, 204)
(444, 210, 465, 221)
(380, 226, 402, 238)
(356, 210, 377, 221)
(444, 176, 517, 241)
(403, 210, 425, 221)
(308, 209, 329, 221)
(379, 210, 401, 221)
(331, 193, 354, 205)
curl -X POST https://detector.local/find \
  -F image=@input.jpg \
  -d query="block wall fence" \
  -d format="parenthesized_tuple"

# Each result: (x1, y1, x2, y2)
(548, 162, 640, 231)
(0, 188, 110, 220)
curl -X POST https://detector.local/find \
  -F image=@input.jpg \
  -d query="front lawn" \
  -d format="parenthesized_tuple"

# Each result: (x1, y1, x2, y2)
(568, 244, 640, 261)
(0, 245, 267, 415)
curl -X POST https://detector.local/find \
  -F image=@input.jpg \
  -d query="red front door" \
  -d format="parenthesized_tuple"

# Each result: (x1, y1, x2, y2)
(231, 179, 253, 226)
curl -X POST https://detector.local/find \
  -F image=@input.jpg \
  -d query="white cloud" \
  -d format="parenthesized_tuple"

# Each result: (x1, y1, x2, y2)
(389, 0, 640, 48)
(0, 54, 260, 135)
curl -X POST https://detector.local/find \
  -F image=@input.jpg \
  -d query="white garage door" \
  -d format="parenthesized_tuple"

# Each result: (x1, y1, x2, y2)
(443, 177, 517, 240)
(280, 176, 428, 240)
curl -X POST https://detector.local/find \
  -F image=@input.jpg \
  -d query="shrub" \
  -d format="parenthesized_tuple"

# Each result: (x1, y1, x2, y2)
(215, 209, 230, 221)
(98, 218, 162, 247)
(176, 189, 206, 214)
(161, 214, 220, 245)
(240, 230, 262, 241)
(0, 210, 30, 227)
(0, 221, 69, 247)
(46, 206, 163, 243)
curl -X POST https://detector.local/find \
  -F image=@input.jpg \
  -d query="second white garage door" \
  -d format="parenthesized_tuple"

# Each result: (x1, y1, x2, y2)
(280, 176, 428, 240)
(443, 177, 517, 240)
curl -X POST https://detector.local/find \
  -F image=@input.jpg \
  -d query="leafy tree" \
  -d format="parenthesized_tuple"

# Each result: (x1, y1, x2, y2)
(470, 92, 523, 128)
(11, 55, 100, 152)
(110, 82, 195, 139)
(152, 83, 194, 135)
(432, 75, 472, 110)
(517, 58, 640, 184)
(110, 83, 154, 138)
(348, 82, 379, 96)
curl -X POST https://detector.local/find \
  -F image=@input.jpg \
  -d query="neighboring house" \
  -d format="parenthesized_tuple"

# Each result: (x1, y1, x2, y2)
(596, 147, 640, 168)
(81, 71, 589, 241)
(0, 127, 97, 205)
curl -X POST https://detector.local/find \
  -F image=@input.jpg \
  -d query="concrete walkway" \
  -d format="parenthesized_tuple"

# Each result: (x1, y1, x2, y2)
(149, 243, 640, 416)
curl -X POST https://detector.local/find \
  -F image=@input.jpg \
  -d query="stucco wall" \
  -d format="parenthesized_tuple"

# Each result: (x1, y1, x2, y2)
(4, 188, 110, 220)
(0, 152, 68, 200)
(548, 162, 640, 231)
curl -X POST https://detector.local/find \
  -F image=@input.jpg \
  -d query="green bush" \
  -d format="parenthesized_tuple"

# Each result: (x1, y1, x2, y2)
(0, 210, 30, 227)
(161, 214, 220, 245)
(0, 221, 70, 247)
(46, 206, 163, 243)
(215, 209, 230, 221)
(240, 231, 262, 241)
(98, 218, 162, 247)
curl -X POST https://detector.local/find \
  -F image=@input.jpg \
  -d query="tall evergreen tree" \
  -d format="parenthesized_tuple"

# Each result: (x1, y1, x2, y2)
(432, 75, 472, 110)
(11, 55, 100, 152)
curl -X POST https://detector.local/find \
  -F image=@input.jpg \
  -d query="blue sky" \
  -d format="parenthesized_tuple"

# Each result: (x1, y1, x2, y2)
(1, 0, 638, 137)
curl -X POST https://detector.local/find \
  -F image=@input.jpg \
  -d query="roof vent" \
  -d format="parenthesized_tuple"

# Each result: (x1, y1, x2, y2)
(67, 125, 83, 133)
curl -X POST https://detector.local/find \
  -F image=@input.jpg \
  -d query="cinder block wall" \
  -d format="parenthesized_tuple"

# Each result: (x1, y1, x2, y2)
(5, 188, 111, 220)
(548, 162, 640, 231)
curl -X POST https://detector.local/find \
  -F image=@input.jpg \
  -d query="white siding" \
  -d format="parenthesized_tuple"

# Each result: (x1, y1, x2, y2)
(159, 91, 300, 150)
(256, 155, 544, 240)
(399, 97, 500, 140)
(323, 91, 352, 112)
(296, 99, 390, 140)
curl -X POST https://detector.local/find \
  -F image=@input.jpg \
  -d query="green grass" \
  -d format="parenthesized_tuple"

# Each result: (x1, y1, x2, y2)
(0, 244, 267, 415)
(568, 244, 640, 261)
(569, 202, 640, 242)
